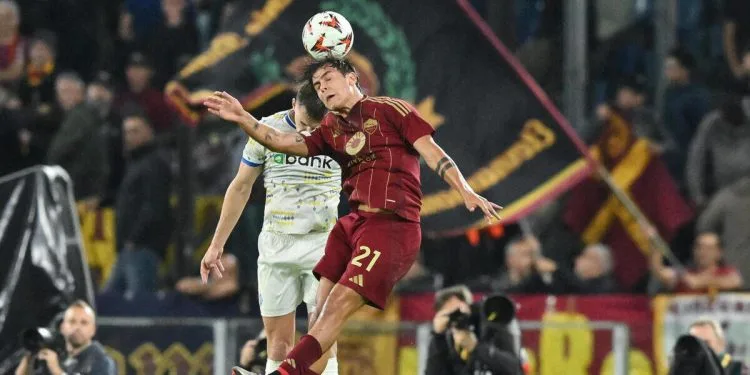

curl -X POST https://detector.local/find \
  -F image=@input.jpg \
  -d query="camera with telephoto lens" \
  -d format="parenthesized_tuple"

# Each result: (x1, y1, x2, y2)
(20, 327, 66, 375)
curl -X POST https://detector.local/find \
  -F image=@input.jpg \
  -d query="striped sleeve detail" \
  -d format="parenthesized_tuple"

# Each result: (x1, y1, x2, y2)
(366, 96, 412, 117)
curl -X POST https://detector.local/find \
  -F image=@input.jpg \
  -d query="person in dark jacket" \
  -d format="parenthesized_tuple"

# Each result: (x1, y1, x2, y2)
(425, 285, 523, 375)
(104, 112, 171, 295)
(521, 243, 619, 295)
(46, 72, 108, 205)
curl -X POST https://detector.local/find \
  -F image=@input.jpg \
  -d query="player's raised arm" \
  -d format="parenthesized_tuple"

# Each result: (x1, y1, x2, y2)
(204, 91, 309, 156)
(414, 135, 503, 223)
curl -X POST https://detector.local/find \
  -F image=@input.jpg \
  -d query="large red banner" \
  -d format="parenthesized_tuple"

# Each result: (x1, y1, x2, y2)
(400, 294, 656, 375)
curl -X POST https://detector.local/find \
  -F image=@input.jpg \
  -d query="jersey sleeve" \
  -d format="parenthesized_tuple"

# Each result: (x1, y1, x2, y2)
(385, 98, 435, 144)
(303, 121, 333, 157)
(241, 137, 265, 167)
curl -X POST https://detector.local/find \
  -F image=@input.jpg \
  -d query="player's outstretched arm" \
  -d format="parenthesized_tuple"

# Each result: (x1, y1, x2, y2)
(413, 135, 502, 223)
(201, 163, 262, 283)
(204, 91, 309, 156)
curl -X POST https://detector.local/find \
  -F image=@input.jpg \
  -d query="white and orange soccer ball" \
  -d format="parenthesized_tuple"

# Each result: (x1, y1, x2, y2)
(302, 11, 354, 60)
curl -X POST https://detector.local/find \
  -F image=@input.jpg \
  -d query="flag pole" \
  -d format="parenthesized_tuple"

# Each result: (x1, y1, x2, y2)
(592, 163, 683, 268)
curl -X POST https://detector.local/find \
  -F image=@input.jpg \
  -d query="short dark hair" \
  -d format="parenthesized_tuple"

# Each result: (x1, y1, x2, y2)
(617, 75, 647, 94)
(295, 81, 326, 121)
(668, 47, 696, 72)
(434, 285, 473, 311)
(303, 57, 358, 87)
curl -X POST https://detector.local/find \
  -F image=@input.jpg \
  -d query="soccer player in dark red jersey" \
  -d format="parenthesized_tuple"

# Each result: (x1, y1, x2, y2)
(204, 58, 502, 375)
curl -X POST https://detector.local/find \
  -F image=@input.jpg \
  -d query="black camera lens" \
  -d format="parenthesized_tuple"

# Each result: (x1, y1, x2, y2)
(21, 328, 55, 352)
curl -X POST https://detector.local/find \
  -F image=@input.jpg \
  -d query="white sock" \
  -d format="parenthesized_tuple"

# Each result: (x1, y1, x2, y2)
(321, 357, 339, 375)
(266, 359, 283, 373)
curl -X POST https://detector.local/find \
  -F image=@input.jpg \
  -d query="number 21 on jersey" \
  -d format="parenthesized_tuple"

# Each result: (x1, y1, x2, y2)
(351, 245, 381, 271)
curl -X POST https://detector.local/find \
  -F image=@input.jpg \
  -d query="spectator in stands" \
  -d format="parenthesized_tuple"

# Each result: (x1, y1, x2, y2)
(723, 0, 750, 81)
(650, 232, 743, 293)
(662, 47, 711, 186)
(689, 318, 748, 375)
(686, 99, 750, 207)
(148, 0, 199, 89)
(104, 113, 172, 296)
(175, 253, 240, 300)
(0, 86, 27, 175)
(731, 46, 750, 96)
(87, 71, 124, 206)
(493, 235, 542, 293)
(521, 243, 618, 294)
(697, 176, 750, 278)
(117, 52, 173, 132)
(594, 77, 671, 153)
(0, 0, 24, 88)
(111, 8, 140, 86)
(18, 30, 57, 108)
(238, 330, 268, 374)
(47, 72, 108, 205)
(15, 300, 116, 375)
(395, 258, 442, 294)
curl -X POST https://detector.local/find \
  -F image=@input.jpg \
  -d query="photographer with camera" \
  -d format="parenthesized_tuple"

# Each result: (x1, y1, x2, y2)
(15, 301, 115, 375)
(426, 285, 524, 375)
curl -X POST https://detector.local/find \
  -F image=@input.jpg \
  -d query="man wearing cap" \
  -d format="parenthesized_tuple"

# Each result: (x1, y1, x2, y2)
(117, 51, 172, 132)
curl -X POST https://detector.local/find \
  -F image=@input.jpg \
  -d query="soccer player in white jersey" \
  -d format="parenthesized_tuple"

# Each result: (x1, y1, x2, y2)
(201, 82, 340, 375)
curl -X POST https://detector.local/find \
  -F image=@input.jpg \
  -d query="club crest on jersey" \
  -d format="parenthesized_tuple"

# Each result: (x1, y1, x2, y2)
(363, 118, 379, 135)
(345, 132, 367, 155)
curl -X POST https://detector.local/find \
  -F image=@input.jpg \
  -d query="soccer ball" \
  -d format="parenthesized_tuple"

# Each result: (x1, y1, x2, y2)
(302, 11, 354, 60)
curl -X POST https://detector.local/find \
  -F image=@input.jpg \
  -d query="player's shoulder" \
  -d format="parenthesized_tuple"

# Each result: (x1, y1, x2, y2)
(363, 96, 413, 117)
(260, 109, 294, 130)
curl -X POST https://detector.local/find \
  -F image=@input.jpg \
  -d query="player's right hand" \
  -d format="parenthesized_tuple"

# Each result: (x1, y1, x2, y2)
(200, 245, 225, 284)
(203, 91, 248, 124)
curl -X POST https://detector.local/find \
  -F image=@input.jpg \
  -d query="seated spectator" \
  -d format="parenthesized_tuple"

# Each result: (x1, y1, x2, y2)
(148, 0, 199, 89)
(662, 47, 711, 186)
(0, 0, 24, 88)
(697, 176, 750, 278)
(47, 72, 108, 206)
(686, 99, 750, 207)
(175, 253, 240, 300)
(493, 235, 542, 293)
(723, 0, 750, 81)
(117, 52, 173, 132)
(395, 259, 443, 294)
(651, 232, 743, 293)
(18, 30, 57, 108)
(518, 243, 618, 295)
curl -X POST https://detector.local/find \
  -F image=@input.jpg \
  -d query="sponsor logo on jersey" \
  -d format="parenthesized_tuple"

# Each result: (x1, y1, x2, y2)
(346, 151, 377, 168)
(271, 153, 335, 169)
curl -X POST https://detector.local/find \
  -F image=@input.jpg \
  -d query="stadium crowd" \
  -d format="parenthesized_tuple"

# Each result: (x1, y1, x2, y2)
(0, 0, 749, 311)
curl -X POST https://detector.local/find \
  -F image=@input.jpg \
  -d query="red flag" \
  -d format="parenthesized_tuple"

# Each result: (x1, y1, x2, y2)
(564, 112, 693, 290)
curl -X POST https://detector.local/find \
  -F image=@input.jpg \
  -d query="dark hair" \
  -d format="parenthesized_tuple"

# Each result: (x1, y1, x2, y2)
(121, 105, 152, 128)
(668, 47, 696, 72)
(295, 81, 326, 121)
(303, 57, 359, 87)
(617, 75, 647, 94)
(433, 285, 473, 311)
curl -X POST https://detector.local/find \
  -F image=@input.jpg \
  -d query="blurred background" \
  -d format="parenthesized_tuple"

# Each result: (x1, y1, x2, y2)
(1, 0, 750, 374)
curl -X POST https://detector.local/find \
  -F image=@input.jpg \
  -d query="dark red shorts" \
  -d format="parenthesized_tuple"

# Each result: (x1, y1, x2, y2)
(313, 211, 421, 309)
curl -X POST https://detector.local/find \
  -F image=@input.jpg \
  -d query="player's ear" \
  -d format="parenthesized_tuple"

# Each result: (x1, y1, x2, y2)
(291, 98, 296, 109)
(346, 72, 357, 86)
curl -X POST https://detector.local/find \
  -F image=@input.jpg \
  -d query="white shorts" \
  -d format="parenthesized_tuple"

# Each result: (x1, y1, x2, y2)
(257, 230, 329, 317)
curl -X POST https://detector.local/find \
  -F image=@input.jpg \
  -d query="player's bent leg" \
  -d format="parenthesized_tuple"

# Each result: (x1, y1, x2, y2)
(307, 277, 338, 374)
(263, 312, 296, 373)
(274, 284, 365, 375)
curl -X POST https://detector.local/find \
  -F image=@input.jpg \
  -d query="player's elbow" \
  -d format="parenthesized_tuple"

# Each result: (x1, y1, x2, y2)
(229, 176, 253, 196)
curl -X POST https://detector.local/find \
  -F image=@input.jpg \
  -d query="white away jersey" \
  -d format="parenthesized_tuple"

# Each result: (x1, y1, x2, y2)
(242, 110, 341, 234)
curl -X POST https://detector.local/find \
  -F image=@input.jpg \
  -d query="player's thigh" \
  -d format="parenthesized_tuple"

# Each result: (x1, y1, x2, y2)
(257, 263, 303, 317)
(313, 217, 355, 284)
(340, 217, 421, 309)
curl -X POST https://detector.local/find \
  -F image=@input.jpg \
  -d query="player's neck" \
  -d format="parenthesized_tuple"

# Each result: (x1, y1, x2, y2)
(335, 92, 364, 117)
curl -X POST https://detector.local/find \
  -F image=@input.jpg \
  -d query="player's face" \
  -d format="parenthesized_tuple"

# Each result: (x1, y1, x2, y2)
(60, 307, 96, 349)
(312, 65, 357, 110)
(293, 103, 320, 132)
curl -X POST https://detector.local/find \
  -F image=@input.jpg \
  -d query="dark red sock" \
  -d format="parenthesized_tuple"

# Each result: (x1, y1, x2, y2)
(276, 335, 323, 375)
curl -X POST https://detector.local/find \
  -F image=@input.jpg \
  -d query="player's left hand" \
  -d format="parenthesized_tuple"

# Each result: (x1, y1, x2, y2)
(462, 191, 502, 223)
(200, 245, 225, 284)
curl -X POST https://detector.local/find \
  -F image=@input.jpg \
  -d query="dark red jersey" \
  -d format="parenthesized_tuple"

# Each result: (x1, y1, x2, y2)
(303, 96, 435, 222)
